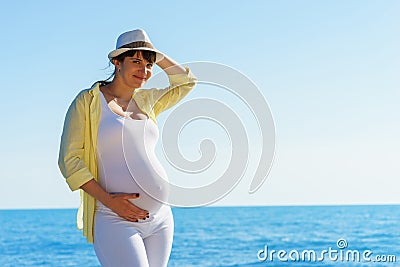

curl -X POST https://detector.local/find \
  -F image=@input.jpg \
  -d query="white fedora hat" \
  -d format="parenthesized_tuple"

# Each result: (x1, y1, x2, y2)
(108, 29, 164, 62)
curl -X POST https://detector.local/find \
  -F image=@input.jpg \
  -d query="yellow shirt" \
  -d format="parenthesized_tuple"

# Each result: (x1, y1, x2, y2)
(58, 68, 196, 243)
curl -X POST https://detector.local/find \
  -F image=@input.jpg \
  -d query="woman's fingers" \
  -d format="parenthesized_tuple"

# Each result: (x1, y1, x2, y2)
(122, 193, 140, 200)
(125, 199, 149, 217)
(110, 193, 140, 199)
(108, 192, 149, 220)
(125, 213, 147, 222)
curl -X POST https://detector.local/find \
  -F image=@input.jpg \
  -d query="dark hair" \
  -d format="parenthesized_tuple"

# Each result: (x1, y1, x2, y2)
(114, 49, 156, 64)
(103, 50, 156, 82)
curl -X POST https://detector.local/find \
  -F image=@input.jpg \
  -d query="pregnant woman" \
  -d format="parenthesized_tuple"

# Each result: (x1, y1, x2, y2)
(58, 29, 196, 266)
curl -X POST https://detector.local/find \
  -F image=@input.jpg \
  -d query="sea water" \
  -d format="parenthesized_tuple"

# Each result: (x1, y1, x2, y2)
(0, 205, 399, 266)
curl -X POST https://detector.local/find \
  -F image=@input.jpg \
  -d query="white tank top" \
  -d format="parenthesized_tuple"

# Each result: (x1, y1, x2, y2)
(96, 92, 169, 213)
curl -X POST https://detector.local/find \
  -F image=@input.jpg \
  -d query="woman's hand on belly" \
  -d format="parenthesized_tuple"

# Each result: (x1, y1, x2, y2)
(80, 179, 149, 221)
(108, 193, 150, 222)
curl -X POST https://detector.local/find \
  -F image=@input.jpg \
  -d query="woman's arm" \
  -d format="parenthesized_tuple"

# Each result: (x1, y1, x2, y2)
(58, 91, 94, 190)
(150, 55, 197, 118)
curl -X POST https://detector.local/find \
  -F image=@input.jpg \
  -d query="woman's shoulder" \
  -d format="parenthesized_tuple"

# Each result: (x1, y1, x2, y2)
(74, 82, 101, 101)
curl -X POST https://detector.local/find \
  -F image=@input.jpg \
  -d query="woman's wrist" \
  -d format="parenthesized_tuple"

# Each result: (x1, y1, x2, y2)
(157, 55, 186, 75)
(80, 179, 114, 208)
(101, 193, 116, 209)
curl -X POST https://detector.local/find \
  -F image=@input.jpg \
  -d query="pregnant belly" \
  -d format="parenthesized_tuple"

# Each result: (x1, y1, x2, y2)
(104, 158, 170, 213)
(124, 148, 170, 213)
(128, 185, 169, 214)
(108, 178, 169, 214)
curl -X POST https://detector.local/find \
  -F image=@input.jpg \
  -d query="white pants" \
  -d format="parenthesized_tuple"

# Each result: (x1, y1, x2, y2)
(93, 206, 174, 267)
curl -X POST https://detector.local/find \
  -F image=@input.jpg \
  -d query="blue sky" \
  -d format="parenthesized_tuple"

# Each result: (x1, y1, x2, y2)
(0, 0, 399, 209)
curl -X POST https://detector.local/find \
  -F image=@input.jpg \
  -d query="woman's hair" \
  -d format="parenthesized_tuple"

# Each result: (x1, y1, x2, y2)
(103, 50, 156, 83)
(114, 49, 156, 64)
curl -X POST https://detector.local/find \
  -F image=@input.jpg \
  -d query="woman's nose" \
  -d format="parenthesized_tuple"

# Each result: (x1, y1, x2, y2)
(138, 64, 147, 74)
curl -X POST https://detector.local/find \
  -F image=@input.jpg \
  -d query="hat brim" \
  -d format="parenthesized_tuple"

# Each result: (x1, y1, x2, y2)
(108, 47, 164, 63)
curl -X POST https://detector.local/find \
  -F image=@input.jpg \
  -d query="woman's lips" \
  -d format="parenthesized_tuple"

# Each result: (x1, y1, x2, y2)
(133, 75, 146, 81)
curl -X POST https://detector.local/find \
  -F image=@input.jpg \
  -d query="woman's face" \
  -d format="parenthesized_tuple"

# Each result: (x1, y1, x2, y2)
(114, 51, 154, 89)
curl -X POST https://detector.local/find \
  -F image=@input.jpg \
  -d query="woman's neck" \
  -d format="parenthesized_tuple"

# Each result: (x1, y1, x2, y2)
(103, 80, 135, 101)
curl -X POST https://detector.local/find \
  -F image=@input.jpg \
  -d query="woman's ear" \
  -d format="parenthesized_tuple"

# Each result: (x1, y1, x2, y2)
(112, 59, 121, 68)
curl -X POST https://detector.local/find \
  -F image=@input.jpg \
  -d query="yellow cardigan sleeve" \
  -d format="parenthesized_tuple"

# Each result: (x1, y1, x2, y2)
(151, 67, 197, 118)
(58, 91, 95, 191)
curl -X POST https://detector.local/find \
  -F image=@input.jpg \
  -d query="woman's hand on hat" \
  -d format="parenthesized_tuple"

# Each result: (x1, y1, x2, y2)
(108, 193, 150, 222)
(156, 54, 187, 75)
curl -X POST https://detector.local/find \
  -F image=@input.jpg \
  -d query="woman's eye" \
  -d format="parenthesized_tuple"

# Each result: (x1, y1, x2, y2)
(147, 63, 153, 68)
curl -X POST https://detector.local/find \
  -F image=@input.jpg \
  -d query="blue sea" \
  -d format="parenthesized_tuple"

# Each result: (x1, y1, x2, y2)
(0, 205, 399, 266)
